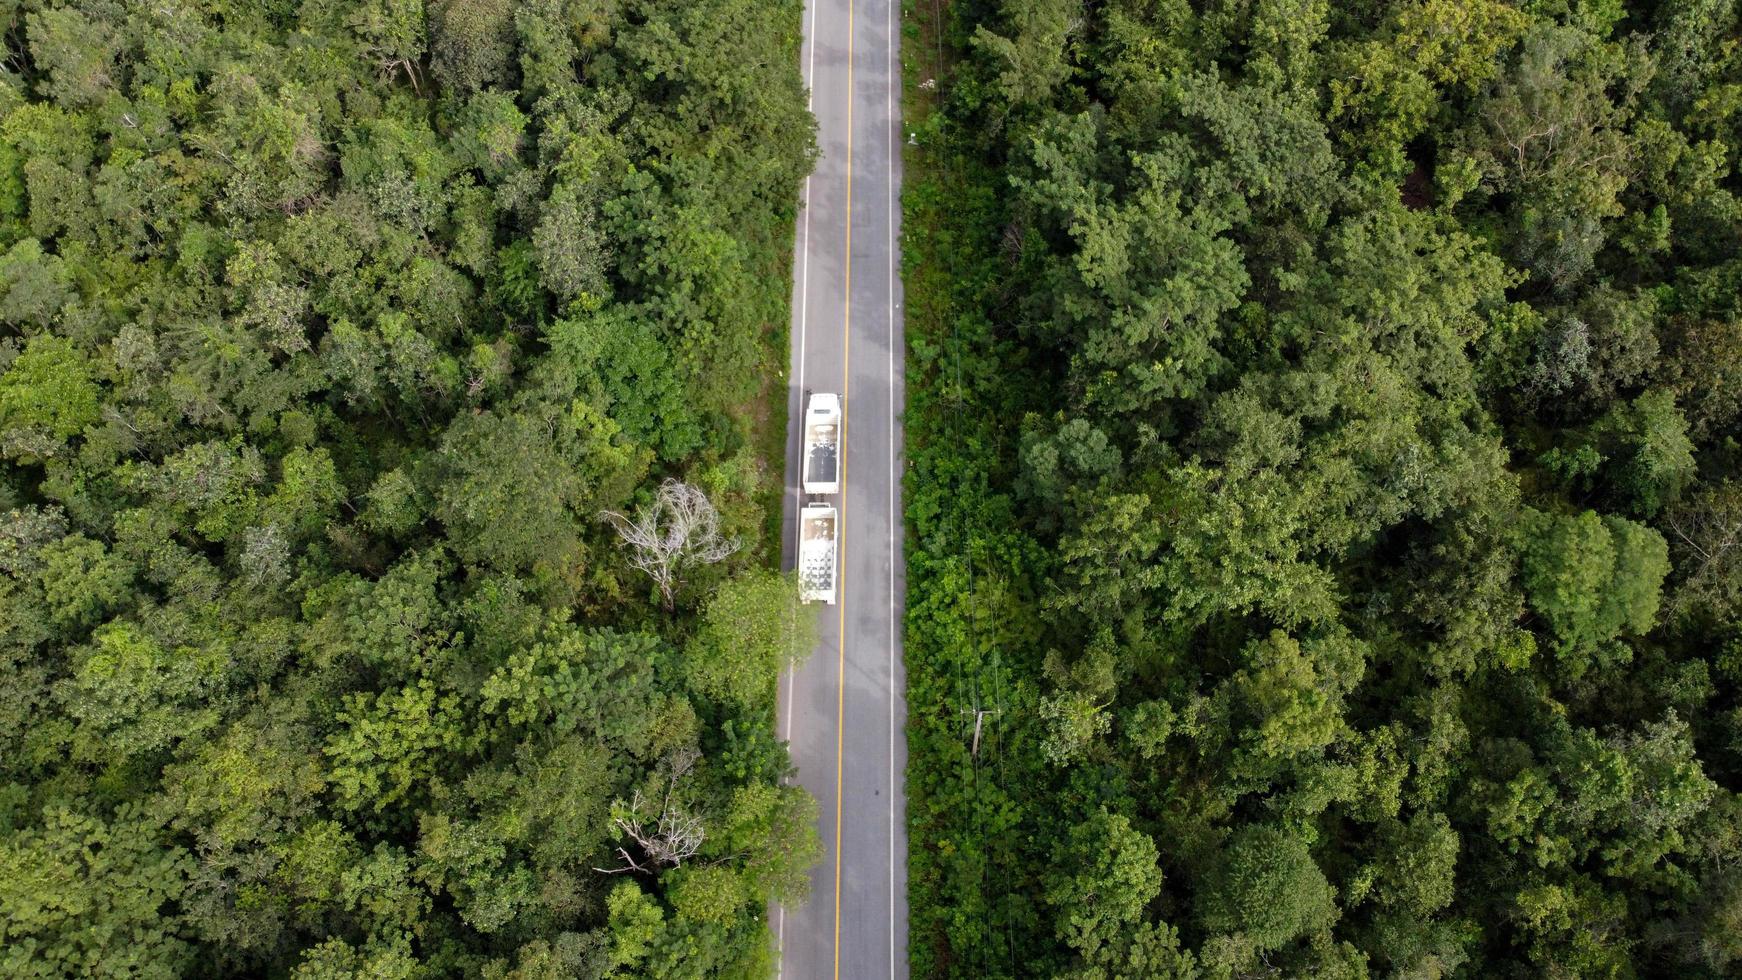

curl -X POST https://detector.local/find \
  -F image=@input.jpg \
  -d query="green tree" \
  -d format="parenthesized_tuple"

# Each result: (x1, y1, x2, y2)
(37, 534, 132, 630)
(325, 678, 472, 811)
(1044, 809, 1163, 961)
(60, 621, 224, 763)
(1352, 812, 1459, 918)
(428, 0, 516, 96)
(427, 410, 584, 570)
(1196, 823, 1337, 951)
(291, 937, 419, 980)
(1461, 23, 1636, 288)
(0, 806, 194, 978)
(684, 569, 811, 708)
(1592, 389, 1697, 517)
(1522, 509, 1669, 668)
(970, 0, 1081, 116)
(25, 7, 122, 111)
(1220, 631, 1360, 780)
(0, 238, 74, 329)
(0, 334, 98, 458)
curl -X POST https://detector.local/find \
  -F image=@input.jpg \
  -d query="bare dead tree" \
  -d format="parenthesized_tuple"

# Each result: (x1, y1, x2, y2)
(1665, 482, 1742, 619)
(594, 747, 704, 875)
(602, 479, 740, 610)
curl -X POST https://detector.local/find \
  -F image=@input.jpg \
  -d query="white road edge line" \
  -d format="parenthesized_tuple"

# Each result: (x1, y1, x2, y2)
(777, 0, 820, 972)
(784, 0, 817, 781)
(886, 0, 898, 975)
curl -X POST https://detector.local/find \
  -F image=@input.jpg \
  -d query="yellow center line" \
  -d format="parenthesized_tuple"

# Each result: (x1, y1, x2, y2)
(833, 0, 854, 975)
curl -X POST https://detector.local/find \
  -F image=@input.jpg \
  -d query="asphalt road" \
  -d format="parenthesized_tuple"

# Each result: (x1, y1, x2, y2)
(774, 0, 907, 974)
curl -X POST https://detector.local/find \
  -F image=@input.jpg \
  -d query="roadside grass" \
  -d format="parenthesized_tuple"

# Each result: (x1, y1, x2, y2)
(900, 0, 956, 966)
(897, 1, 1011, 976)
(746, 6, 813, 570)
(751, 265, 794, 568)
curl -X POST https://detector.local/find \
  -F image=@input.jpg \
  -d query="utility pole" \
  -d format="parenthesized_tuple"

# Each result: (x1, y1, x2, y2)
(965, 707, 998, 758)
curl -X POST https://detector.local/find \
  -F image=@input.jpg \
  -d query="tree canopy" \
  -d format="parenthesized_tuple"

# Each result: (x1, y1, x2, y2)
(903, 0, 1742, 975)
(0, 0, 817, 974)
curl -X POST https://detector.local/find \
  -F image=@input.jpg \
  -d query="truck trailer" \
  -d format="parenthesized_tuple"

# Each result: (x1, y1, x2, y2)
(798, 504, 838, 604)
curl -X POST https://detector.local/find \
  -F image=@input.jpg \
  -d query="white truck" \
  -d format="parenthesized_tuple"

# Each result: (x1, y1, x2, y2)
(798, 503, 838, 604)
(802, 393, 841, 495)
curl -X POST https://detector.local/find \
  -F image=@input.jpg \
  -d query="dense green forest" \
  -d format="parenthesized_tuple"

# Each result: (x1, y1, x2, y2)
(0, 0, 818, 976)
(904, 0, 1742, 976)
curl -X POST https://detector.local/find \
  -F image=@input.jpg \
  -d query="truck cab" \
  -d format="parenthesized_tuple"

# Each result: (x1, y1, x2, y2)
(802, 393, 841, 495)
